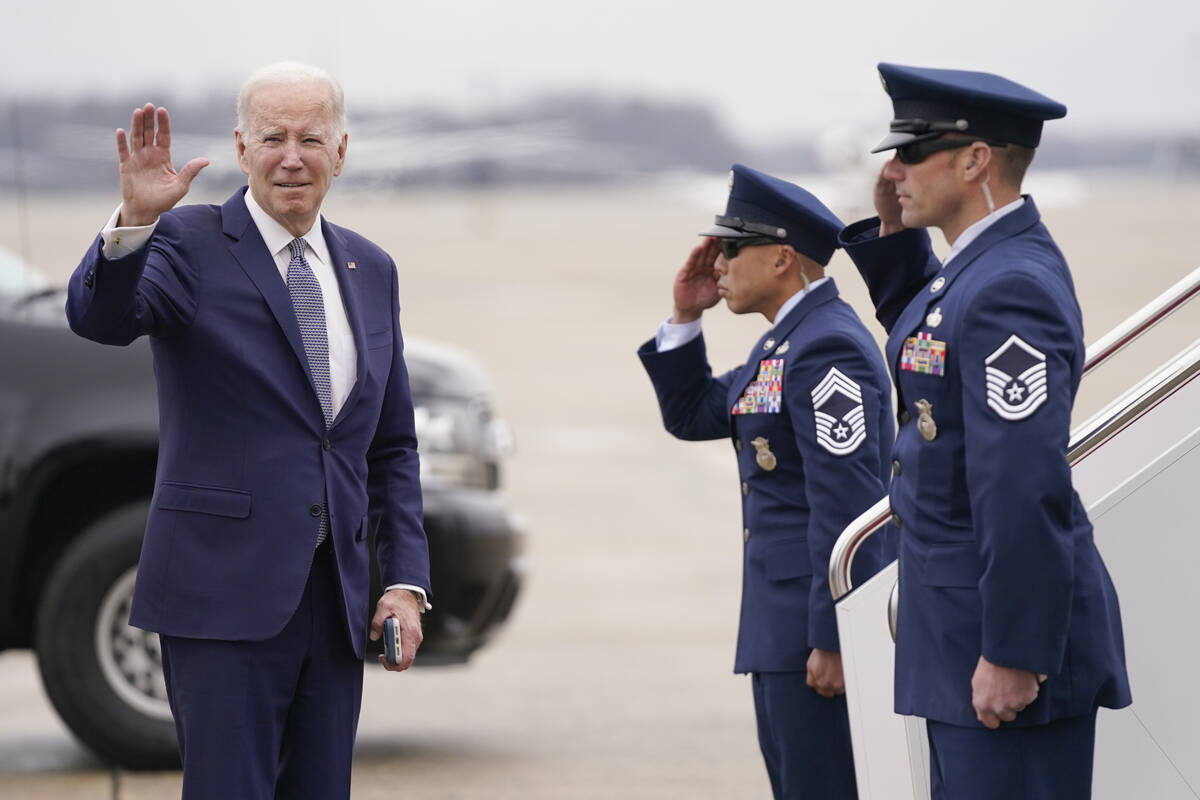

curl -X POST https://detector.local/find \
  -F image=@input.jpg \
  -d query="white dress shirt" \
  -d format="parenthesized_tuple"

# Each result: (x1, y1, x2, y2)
(654, 277, 830, 353)
(942, 197, 1025, 268)
(100, 195, 430, 611)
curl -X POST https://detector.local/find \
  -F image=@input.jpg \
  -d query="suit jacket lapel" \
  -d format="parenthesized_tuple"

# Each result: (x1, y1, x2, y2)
(324, 221, 368, 425)
(221, 191, 313, 381)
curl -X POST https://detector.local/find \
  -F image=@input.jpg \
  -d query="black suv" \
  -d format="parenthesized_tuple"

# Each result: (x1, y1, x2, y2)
(0, 247, 526, 768)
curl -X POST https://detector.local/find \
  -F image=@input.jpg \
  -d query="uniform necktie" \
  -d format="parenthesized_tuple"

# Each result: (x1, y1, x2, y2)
(286, 237, 332, 546)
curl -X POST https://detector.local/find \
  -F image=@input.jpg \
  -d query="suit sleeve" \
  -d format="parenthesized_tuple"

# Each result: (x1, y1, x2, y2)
(839, 219, 940, 333)
(637, 333, 737, 442)
(787, 336, 890, 652)
(959, 274, 1076, 675)
(368, 259, 431, 595)
(66, 215, 199, 344)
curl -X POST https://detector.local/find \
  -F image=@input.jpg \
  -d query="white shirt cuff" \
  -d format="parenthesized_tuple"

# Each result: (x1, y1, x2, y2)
(385, 583, 432, 612)
(655, 316, 703, 352)
(100, 204, 158, 259)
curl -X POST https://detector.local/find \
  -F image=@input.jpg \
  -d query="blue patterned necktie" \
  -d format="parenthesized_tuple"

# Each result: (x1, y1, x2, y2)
(286, 237, 332, 546)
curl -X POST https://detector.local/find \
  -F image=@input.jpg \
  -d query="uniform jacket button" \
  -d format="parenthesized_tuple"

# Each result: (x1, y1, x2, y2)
(743, 527, 751, 542)
(322, 438, 332, 451)
(892, 459, 902, 477)
(899, 410, 911, 424)
(741, 482, 749, 496)
(309, 503, 323, 517)
(735, 440, 743, 452)
(891, 513, 902, 529)
(84, 271, 95, 288)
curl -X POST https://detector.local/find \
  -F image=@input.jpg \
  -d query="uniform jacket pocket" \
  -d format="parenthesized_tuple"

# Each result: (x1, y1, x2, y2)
(156, 481, 252, 518)
(764, 539, 813, 581)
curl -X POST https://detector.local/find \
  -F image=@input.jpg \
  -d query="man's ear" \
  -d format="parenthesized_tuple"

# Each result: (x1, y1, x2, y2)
(235, 129, 249, 177)
(775, 245, 792, 273)
(963, 142, 993, 180)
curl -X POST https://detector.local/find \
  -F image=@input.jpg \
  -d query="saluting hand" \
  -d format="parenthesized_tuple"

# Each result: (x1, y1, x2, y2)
(971, 655, 1040, 729)
(671, 238, 722, 323)
(874, 166, 904, 237)
(116, 103, 209, 227)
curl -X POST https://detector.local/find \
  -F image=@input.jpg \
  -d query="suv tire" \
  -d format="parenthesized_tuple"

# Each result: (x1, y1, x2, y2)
(34, 501, 180, 769)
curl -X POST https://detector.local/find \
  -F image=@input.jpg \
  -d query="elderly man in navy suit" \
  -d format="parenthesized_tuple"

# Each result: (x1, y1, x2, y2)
(66, 62, 430, 799)
(839, 63, 1132, 799)
(639, 165, 894, 799)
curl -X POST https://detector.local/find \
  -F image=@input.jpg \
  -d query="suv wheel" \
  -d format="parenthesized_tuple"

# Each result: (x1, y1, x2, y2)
(34, 502, 179, 769)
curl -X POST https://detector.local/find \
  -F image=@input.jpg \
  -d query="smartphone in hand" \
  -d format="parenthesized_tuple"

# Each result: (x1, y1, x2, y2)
(384, 617, 402, 666)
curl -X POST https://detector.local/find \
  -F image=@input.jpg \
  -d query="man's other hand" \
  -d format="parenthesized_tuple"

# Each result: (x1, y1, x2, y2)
(671, 238, 722, 323)
(369, 588, 424, 672)
(971, 655, 1040, 729)
(116, 104, 209, 227)
(806, 648, 846, 698)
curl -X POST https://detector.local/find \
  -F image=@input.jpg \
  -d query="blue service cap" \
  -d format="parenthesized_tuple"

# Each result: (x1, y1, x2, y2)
(699, 164, 844, 266)
(872, 63, 1067, 153)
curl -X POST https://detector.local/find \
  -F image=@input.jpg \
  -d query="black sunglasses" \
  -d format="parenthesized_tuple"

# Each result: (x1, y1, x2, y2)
(895, 136, 1008, 165)
(718, 237, 778, 260)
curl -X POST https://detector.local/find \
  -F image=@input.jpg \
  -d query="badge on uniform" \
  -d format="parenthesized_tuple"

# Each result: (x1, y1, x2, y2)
(900, 332, 946, 376)
(915, 398, 937, 441)
(732, 359, 785, 415)
(750, 437, 777, 471)
(810, 367, 867, 455)
(985, 334, 1048, 420)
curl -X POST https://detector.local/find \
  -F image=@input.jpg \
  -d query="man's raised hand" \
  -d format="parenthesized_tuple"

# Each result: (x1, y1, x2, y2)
(672, 237, 722, 323)
(874, 166, 904, 237)
(116, 104, 209, 227)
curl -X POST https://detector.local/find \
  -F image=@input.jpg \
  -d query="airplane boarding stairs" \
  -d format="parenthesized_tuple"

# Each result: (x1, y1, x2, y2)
(830, 266, 1200, 799)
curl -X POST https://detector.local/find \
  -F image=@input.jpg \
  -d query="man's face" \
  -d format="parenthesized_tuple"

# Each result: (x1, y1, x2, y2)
(236, 80, 347, 236)
(714, 242, 779, 316)
(880, 145, 964, 231)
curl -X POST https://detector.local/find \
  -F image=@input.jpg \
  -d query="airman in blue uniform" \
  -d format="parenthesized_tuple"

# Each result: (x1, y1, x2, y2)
(639, 165, 894, 799)
(839, 63, 1132, 799)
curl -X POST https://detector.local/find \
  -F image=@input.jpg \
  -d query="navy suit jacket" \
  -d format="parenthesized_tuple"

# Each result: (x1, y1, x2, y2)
(65, 188, 430, 659)
(639, 279, 895, 673)
(841, 199, 1131, 727)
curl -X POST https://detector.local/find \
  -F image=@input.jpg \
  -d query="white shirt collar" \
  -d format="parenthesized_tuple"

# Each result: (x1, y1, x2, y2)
(243, 188, 331, 267)
(942, 196, 1025, 268)
(772, 277, 830, 326)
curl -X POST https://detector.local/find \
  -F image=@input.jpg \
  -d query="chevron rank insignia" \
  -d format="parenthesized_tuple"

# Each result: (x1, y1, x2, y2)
(900, 332, 946, 376)
(732, 359, 784, 415)
(810, 367, 867, 455)
(985, 334, 1048, 420)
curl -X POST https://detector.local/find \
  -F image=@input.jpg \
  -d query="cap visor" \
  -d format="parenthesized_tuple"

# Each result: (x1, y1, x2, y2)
(871, 130, 942, 153)
(698, 224, 754, 238)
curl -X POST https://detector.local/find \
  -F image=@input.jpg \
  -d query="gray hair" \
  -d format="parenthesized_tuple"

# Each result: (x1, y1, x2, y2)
(236, 61, 347, 138)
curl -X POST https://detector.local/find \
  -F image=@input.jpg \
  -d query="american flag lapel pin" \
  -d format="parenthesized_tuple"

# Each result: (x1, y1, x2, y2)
(346, 261, 357, 270)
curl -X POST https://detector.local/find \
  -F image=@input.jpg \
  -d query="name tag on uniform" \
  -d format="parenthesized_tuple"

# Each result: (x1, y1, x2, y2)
(900, 332, 946, 376)
(732, 359, 784, 415)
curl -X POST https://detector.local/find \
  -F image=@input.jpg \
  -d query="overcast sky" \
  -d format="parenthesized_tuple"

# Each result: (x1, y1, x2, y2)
(8, 0, 1200, 144)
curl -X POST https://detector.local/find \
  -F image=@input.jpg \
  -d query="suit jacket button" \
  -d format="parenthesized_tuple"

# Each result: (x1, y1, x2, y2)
(899, 410, 911, 424)
(322, 438, 332, 451)
(735, 440, 743, 452)
(309, 504, 323, 517)
(891, 513, 902, 529)
(84, 271, 95, 288)
(892, 459, 902, 477)
(741, 482, 749, 496)
(743, 527, 751, 542)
